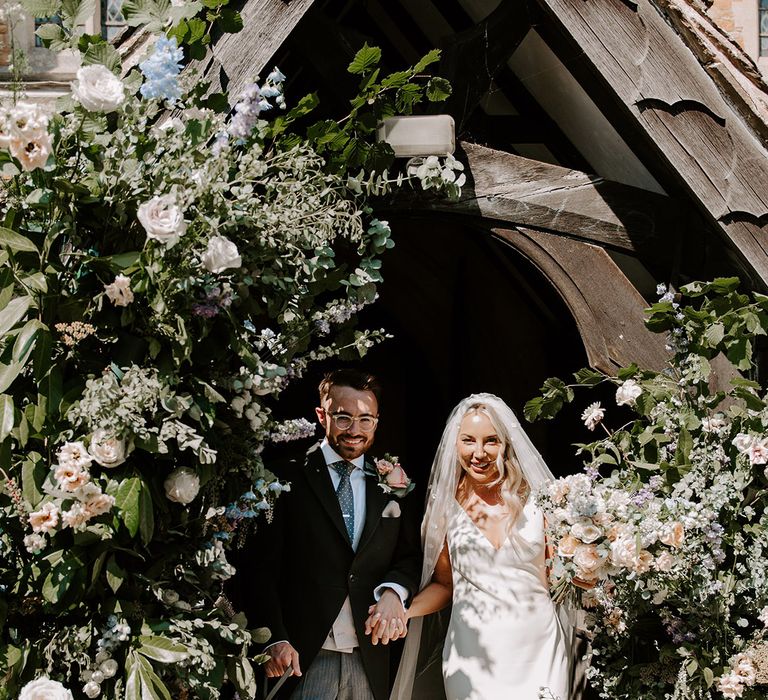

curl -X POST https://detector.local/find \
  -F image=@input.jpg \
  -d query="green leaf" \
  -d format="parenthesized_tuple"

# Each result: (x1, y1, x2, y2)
(139, 482, 154, 546)
(106, 555, 126, 593)
(35, 22, 67, 47)
(0, 362, 24, 394)
(0, 395, 14, 443)
(82, 41, 121, 73)
(413, 48, 441, 73)
(186, 15, 206, 42)
(703, 322, 724, 347)
(426, 76, 452, 102)
(347, 43, 381, 75)
(12, 319, 45, 365)
(227, 657, 257, 697)
(0, 227, 39, 253)
(703, 667, 714, 688)
(137, 635, 189, 663)
(0, 297, 32, 338)
(573, 368, 603, 386)
(21, 453, 45, 507)
(60, 0, 96, 31)
(121, 0, 170, 30)
(20, 0, 61, 16)
(126, 653, 171, 700)
(675, 427, 692, 466)
(42, 551, 84, 604)
(115, 477, 142, 537)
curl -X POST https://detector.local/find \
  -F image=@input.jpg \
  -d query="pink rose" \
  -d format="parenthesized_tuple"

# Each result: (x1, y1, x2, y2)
(376, 459, 394, 475)
(659, 522, 684, 548)
(558, 534, 580, 558)
(385, 465, 410, 489)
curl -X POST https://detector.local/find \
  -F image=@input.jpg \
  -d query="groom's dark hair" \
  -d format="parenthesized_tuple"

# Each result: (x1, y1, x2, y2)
(319, 369, 382, 405)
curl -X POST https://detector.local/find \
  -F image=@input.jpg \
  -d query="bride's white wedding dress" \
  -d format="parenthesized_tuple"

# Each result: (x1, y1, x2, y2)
(442, 498, 569, 700)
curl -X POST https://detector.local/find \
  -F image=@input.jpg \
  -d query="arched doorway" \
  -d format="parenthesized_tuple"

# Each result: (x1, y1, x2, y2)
(358, 214, 592, 486)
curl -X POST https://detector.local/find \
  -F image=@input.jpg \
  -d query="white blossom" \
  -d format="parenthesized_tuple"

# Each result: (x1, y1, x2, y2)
(72, 65, 125, 113)
(164, 467, 200, 505)
(201, 235, 242, 274)
(581, 402, 605, 431)
(137, 195, 187, 247)
(19, 677, 74, 700)
(615, 379, 642, 406)
(104, 274, 134, 307)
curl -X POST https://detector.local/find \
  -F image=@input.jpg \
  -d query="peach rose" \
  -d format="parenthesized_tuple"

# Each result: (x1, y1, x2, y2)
(573, 544, 606, 580)
(385, 465, 410, 489)
(558, 534, 580, 558)
(659, 522, 684, 548)
(376, 459, 394, 475)
(54, 464, 90, 492)
(633, 549, 654, 574)
(571, 520, 602, 544)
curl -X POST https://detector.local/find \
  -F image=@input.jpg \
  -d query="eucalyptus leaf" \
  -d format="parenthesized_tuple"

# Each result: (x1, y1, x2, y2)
(0, 395, 14, 443)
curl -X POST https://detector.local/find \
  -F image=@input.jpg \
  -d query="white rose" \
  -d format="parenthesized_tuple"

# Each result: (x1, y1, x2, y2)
(202, 235, 242, 274)
(99, 659, 118, 678)
(733, 433, 753, 453)
(164, 467, 200, 505)
(19, 677, 74, 700)
(104, 274, 134, 307)
(9, 102, 49, 138)
(581, 401, 605, 431)
(571, 519, 602, 544)
(72, 65, 125, 113)
(137, 195, 187, 247)
(615, 379, 642, 406)
(83, 681, 101, 698)
(89, 429, 130, 468)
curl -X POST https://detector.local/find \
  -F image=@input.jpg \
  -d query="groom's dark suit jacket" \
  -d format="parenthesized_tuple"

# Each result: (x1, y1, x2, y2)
(234, 443, 422, 700)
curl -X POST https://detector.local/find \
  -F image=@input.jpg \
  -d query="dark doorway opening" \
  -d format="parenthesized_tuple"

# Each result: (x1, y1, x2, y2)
(361, 214, 590, 487)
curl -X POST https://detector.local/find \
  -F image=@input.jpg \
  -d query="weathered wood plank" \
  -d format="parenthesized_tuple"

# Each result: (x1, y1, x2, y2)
(533, 0, 768, 285)
(386, 142, 686, 257)
(189, 0, 315, 101)
(491, 226, 670, 372)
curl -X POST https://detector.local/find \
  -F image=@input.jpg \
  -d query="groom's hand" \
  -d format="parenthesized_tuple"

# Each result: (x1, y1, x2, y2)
(264, 641, 302, 678)
(365, 589, 406, 645)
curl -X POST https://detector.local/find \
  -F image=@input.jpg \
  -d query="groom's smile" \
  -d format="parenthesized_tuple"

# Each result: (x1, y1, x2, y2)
(316, 384, 379, 460)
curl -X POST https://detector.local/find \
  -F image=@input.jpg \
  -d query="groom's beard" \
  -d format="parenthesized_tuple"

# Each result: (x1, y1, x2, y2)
(328, 431, 373, 460)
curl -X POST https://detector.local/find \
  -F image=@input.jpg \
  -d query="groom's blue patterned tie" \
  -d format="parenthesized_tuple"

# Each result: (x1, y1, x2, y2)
(331, 461, 356, 543)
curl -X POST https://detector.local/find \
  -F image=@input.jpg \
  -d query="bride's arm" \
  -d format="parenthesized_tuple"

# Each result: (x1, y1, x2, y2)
(405, 541, 453, 620)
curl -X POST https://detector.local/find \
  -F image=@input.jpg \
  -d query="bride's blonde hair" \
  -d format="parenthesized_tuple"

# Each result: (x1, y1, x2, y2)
(458, 402, 530, 528)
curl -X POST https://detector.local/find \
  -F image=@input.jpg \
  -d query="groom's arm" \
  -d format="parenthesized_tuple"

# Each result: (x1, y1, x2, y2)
(379, 492, 423, 596)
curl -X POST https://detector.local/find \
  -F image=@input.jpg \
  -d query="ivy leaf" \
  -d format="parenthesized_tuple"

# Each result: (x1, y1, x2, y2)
(348, 44, 381, 75)
(426, 76, 452, 102)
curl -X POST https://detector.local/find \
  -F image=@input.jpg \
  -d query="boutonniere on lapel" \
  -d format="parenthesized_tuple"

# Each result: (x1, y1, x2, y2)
(367, 454, 415, 498)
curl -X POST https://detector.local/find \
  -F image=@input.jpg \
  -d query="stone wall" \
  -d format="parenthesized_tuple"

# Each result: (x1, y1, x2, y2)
(707, 0, 767, 75)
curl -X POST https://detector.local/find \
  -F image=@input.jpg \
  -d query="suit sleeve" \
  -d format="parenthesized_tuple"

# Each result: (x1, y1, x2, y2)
(228, 468, 290, 647)
(379, 492, 423, 602)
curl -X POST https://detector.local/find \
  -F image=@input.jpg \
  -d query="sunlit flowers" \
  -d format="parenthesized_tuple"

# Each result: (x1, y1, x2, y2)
(615, 379, 642, 406)
(104, 274, 134, 307)
(581, 401, 605, 431)
(29, 502, 60, 534)
(201, 236, 242, 274)
(137, 194, 187, 247)
(72, 64, 125, 113)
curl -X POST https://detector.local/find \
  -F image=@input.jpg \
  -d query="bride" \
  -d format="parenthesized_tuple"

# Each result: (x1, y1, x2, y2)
(379, 393, 572, 700)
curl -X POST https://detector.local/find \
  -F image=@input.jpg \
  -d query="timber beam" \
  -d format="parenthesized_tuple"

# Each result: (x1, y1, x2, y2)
(385, 142, 689, 260)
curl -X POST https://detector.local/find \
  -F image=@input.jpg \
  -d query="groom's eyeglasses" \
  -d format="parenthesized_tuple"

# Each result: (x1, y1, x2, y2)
(331, 413, 378, 432)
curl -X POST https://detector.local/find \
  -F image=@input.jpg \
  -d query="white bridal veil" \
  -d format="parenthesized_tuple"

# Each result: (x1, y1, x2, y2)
(390, 393, 573, 700)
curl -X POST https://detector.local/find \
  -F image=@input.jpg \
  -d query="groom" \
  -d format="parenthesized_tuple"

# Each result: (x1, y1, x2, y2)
(244, 369, 422, 699)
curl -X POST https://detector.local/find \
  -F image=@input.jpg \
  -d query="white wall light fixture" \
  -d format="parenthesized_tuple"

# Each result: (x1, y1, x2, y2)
(376, 115, 456, 157)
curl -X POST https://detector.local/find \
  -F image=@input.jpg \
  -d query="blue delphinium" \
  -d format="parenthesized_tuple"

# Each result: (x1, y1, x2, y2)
(226, 69, 287, 143)
(140, 36, 184, 103)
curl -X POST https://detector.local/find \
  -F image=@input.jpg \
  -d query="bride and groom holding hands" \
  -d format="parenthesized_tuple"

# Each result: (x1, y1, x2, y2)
(244, 369, 571, 700)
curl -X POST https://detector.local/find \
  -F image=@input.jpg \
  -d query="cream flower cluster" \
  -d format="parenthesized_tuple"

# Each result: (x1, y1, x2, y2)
(717, 652, 757, 699)
(733, 432, 768, 475)
(541, 473, 688, 586)
(26, 437, 124, 549)
(0, 102, 52, 172)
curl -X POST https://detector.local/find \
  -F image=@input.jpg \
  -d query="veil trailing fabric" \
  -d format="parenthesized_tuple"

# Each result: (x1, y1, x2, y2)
(390, 393, 575, 700)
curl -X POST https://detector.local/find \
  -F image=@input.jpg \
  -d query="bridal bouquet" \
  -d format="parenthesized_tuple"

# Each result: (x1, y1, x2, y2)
(0, 12, 458, 698)
(529, 278, 768, 700)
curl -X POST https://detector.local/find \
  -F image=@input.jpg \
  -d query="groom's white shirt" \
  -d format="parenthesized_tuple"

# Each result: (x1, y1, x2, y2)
(320, 439, 408, 653)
